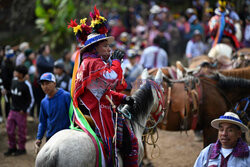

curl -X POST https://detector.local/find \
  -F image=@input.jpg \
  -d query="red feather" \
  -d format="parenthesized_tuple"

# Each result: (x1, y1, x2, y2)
(67, 19, 78, 28)
(94, 5, 100, 17)
(90, 5, 100, 20)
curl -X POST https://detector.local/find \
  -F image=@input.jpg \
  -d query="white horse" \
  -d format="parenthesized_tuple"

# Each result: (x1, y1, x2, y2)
(35, 69, 164, 167)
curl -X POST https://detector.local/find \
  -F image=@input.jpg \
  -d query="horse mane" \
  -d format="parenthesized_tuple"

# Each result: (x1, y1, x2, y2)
(211, 74, 250, 89)
(126, 80, 154, 120)
(219, 66, 250, 80)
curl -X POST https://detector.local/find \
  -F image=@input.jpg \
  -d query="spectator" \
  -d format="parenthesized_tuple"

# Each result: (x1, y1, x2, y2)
(135, 17, 148, 41)
(140, 36, 168, 69)
(24, 49, 36, 84)
(110, 19, 126, 40)
(123, 49, 143, 90)
(55, 49, 73, 76)
(36, 44, 54, 116)
(23, 49, 37, 119)
(192, 0, 205, 21)
(116, 32, 130, 52)
(185, 8, 196, 20)
(4, 65, 34, 156)
(16, 42, 29, 66)
(148, 20, 160, 46)
(187, 15, 204, 40)
(53, 61, 71, 92)
(194, 112, 249, 166)
(35, 72, 71, 147)
(185, 30, 207, 63)
(36, 44, 54, 78)
(1, 46, 16, 117)
(243, 16, 250, 47)
(0, 46, 4, 122)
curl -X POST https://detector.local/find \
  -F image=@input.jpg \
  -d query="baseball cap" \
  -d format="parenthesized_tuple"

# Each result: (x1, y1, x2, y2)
(54, 61, 65, 70)
(193, 30, 201, 36)
(39, 72, 56, 83)
(188, 15, 198, 24)
(127, 49, 137, 58)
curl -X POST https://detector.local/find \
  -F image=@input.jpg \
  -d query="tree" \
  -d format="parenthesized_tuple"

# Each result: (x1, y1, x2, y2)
(35, 0, 76, 51)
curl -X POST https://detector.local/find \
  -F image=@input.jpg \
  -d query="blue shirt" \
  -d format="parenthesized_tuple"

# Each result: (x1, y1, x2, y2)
(36, 88, 71, 140)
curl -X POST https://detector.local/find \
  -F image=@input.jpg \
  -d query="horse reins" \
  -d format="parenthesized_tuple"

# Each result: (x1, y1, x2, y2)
(119, 80, 167, 131)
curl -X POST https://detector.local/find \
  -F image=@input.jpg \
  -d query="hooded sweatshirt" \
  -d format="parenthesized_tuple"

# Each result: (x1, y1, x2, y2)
(37, 88, 71, 140)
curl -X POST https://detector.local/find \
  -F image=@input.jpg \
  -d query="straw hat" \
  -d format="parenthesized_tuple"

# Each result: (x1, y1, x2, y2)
(80, 33, 114, 52)
(211, 112, 248, 133)
(208, 43, 233, 59)
(150, 5, 161, 14)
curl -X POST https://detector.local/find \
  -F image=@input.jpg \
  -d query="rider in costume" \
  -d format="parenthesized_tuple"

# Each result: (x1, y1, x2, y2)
(208, 0, 240, 49)
(68, 6, 138, 167)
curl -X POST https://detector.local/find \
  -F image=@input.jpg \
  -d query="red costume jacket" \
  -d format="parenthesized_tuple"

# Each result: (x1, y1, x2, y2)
(73, 53, 127, 159)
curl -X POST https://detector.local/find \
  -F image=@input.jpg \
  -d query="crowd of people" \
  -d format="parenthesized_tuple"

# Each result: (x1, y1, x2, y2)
(0, 0, 249, 166)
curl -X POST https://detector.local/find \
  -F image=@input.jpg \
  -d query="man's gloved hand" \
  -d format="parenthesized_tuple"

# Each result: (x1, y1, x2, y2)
(123, 96, 136, 106)
(110, 49, 125, 61)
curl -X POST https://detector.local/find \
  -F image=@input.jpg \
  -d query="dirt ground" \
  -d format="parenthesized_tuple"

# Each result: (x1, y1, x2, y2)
(0, 118, 204, 167)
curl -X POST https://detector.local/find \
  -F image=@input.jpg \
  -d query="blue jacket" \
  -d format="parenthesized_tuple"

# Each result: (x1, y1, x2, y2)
(37, 88, 71, 140)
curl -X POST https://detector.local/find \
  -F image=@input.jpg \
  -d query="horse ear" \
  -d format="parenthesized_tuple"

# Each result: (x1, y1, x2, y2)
(141, 69, 149, 80)
(155, 68, 163, 85)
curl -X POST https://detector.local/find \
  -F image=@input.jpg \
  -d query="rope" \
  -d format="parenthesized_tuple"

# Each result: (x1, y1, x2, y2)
(105, 95, 118, 144)
(161, 86, 172, 128)
(143, 121, 160, 159)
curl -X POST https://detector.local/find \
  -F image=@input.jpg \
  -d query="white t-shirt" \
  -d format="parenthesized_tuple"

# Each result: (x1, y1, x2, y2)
(221, 148, 233, 158)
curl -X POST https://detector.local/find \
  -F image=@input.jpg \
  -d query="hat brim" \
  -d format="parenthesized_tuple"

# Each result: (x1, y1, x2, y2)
(39, 79, 56, 84)
(211, 119, 248, 133)
(80, 36, 114, 53)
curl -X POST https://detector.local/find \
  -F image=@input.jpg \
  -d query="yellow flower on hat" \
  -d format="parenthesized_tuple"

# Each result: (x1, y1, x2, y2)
(90, 19, 99, 27)
(73, 25, 82, 35)
(80, 18, 87, 25)
(99, 16, 106, 21)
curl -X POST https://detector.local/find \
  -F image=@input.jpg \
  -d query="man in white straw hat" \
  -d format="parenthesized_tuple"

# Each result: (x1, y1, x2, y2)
(194, 112, 249, 167)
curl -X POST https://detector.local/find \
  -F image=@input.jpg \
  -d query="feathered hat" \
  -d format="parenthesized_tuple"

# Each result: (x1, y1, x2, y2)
(68, 5, 114, 53)
(214, 0, 229, 15)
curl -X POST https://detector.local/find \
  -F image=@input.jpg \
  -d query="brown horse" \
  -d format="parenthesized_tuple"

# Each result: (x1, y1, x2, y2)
(219, 66, 250, 79)
(122, 66, 177, 96)
(155, 73, 250, 147)
(232, 48, 250, 68)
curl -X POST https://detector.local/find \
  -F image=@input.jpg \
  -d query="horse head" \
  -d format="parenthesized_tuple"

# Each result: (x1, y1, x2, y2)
(120, 68, 165, 163)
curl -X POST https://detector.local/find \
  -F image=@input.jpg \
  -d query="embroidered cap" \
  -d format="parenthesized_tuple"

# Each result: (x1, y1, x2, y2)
(40, 72, 56, 83)
(211, 112, 248, 133)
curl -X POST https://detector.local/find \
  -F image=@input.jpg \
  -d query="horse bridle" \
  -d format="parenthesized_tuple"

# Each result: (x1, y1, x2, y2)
(118, 79, 166, 131)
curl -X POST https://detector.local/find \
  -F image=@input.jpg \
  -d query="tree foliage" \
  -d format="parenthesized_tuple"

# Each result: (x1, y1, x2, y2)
(35, 0, 76, 50)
